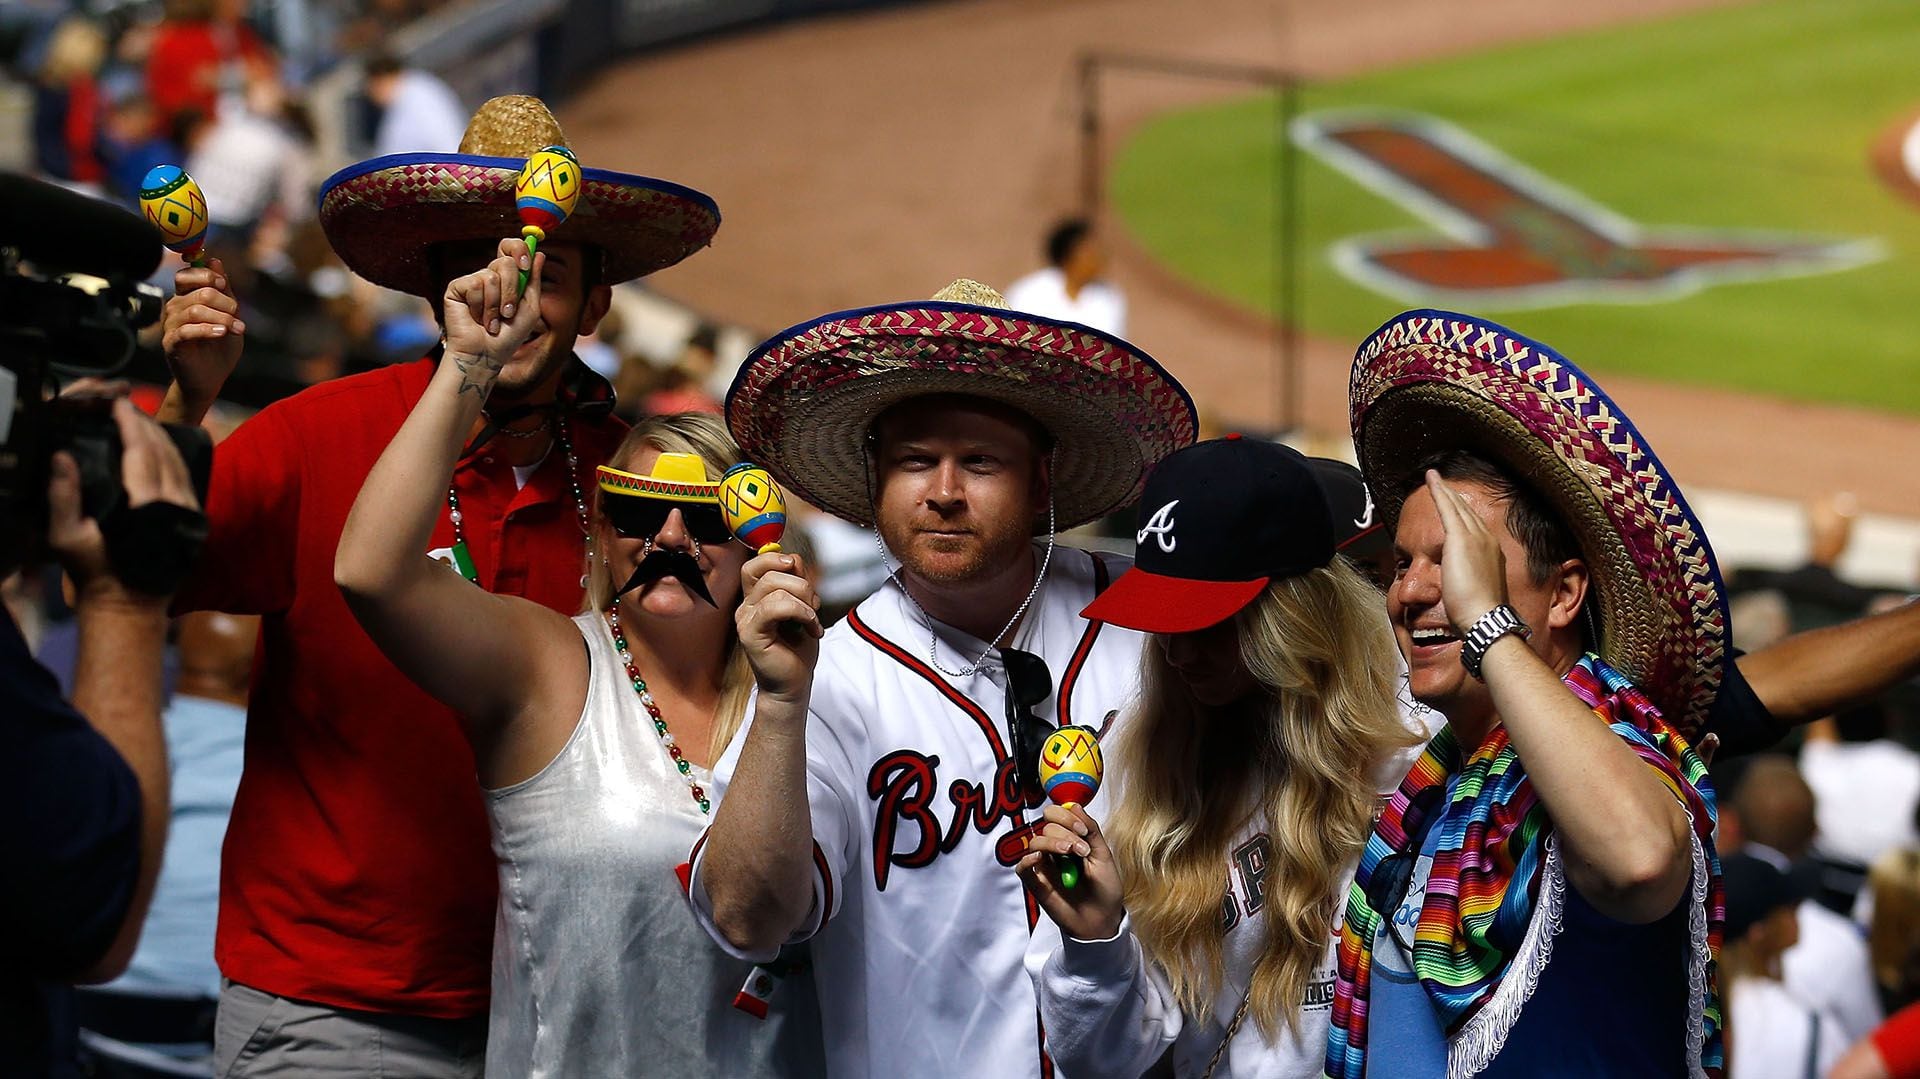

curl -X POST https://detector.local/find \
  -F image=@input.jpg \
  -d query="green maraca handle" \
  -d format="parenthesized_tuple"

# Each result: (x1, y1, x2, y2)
(518, 231, 539, 294)
(1055, 852, 1084, 890)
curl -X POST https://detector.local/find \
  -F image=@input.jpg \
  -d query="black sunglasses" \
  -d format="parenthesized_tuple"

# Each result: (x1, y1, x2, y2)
(1000, 647, 1055, 805)
(605, 497, 736, 546)
(1363, 849, 1421, 957)
(1361, 786, 1445, 957)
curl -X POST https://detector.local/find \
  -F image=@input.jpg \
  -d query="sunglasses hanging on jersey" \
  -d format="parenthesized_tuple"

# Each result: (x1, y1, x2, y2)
(597, 457, 737, 545)
(1000, 647, 1055, 806)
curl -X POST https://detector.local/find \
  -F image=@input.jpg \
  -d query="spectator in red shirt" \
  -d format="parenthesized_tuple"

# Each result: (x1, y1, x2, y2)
(143, 0, 274, 131)
(153, 94, 720, 1076)
(1834, 1001, 1920, 1079)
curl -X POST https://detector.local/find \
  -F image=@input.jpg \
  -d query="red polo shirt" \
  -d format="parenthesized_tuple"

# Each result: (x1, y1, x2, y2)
(175, 358, 625, 1018)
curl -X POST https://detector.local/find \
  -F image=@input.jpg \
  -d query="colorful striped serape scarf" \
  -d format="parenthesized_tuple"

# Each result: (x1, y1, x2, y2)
(1325, 653, 1725, 1079)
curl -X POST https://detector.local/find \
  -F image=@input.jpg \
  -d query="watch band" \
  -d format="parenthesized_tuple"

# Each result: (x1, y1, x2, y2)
(1460, 604, 1532, 680)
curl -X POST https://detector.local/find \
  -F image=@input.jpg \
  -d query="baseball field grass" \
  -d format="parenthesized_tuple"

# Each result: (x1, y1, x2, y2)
(1110, 0, 1920, 413)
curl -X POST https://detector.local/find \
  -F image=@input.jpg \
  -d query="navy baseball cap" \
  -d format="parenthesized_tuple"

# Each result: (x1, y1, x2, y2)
(1720, 852, 1803, 941)
(1310, 457, 1388, 558)
(1082, 434, 1337, 633)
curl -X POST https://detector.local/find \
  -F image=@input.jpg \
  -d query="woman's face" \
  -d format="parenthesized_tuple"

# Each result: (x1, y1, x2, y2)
(1159, 620, 1258, 708)
(604, 447, 749, 621)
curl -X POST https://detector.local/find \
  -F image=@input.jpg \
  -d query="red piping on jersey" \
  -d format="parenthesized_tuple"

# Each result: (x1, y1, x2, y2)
(847, 610, 1009, 761)
(848, 604, 1060, 1077)
(1056, 553, 1111, 729)
(812, 842, 835, 932)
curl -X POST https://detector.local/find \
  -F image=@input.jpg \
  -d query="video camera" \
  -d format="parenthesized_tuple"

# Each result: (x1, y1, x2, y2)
(1, 172, 210, 592)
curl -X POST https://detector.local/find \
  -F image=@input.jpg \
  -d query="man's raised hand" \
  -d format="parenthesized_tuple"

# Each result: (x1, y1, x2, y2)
(441, 239, 543, 395)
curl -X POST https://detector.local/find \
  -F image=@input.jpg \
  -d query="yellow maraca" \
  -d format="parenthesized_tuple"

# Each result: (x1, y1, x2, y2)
(1037, 725, 1104, 889)
(718, 463, 787, 554)
(139, 165, 209, 266)
(513, 145, 581, 292)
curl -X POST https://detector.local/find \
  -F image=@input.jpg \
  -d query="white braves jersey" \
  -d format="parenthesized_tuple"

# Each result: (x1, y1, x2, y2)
(688, 546, 1143, 1079)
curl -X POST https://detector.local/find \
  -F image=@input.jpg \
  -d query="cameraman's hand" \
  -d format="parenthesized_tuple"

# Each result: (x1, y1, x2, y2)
(161, 258, 244, 419)
(48, 398, 201, 603)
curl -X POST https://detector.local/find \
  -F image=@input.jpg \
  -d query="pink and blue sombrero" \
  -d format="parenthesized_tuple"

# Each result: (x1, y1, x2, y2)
(1350, 309, 1729, 733)
(726, 279, 1198, 530)
(318, 95, 719, 298)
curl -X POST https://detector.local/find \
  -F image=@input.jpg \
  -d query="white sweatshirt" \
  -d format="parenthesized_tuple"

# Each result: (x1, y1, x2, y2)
(1026, 819, 1343, 1078)
(1027, 675, 1440, 1078)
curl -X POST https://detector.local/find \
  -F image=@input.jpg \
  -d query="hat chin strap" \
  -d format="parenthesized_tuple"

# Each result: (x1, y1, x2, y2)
(873, 449, 1058, 680)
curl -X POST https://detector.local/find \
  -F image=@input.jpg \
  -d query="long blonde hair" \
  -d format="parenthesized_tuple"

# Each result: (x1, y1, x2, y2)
(1107, 557, 1418, 1039)
(583, 412, 754, 759)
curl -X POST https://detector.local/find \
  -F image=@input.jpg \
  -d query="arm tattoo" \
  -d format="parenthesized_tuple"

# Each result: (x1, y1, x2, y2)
(453, 352, 504, 398)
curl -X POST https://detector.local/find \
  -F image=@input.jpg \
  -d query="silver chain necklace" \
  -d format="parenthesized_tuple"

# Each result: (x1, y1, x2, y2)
(875, 492, 1057, 679)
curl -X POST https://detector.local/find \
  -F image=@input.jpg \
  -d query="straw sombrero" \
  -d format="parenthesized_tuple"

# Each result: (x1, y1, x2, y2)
(726, 279, 1197, 529)
(318, 95, 719, 297)
(1350, 310, 1728, 733)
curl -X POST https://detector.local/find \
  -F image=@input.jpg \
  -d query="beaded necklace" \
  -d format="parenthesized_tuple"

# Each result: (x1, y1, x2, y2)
(445, 411, 592, 587)
(605, 605, 711, 814)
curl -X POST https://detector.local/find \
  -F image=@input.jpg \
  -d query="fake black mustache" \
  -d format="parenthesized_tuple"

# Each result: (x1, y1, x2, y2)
(612, 548, 717, 608)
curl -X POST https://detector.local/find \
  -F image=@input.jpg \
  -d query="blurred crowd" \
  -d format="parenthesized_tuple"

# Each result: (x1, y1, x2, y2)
(1710, 496, 1920, 1077)
(3, 0, 745, 416)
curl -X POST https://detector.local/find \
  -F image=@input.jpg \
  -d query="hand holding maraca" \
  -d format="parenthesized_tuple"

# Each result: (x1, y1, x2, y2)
(160, 257, 244, 422)
(1017, 802, 1124, 943)
(725, 462, 820, 705)
(1036, 726, 1103, 889)
(736, 550, 823, 708)
(442, 240, 544, 370)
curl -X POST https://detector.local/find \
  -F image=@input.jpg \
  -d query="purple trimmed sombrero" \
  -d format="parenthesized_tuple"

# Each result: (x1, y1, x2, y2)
(726, 279, 1197, 529)
(318, 95, 718, 297)
(1350, 310, 1729, 733)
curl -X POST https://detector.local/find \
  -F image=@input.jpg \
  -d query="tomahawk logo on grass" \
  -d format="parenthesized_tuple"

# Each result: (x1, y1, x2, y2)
(1292, 110, 1882, 308)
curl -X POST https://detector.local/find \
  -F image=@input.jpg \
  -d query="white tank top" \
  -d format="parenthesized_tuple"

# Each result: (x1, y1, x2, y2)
(484, 612, 822, 1077)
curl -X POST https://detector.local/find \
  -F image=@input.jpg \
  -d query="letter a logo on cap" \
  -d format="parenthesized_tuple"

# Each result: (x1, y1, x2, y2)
(1138, 500, 1179, 552)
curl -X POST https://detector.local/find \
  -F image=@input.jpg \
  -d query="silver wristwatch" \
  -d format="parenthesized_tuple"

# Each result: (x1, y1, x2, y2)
(1460, 605, 1531, 680)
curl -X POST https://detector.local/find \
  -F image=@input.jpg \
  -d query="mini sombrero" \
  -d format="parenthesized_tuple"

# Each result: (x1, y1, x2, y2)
(725, 279, 1197, 529)
(318, 95, 719, 297)
(1350, 310, 1729, 733)
(596, 453, 733, 544)
(597, 453, 720, 505)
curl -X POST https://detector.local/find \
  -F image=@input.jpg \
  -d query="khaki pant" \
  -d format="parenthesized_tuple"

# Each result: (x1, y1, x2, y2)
(214, 981, 486, 1078)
